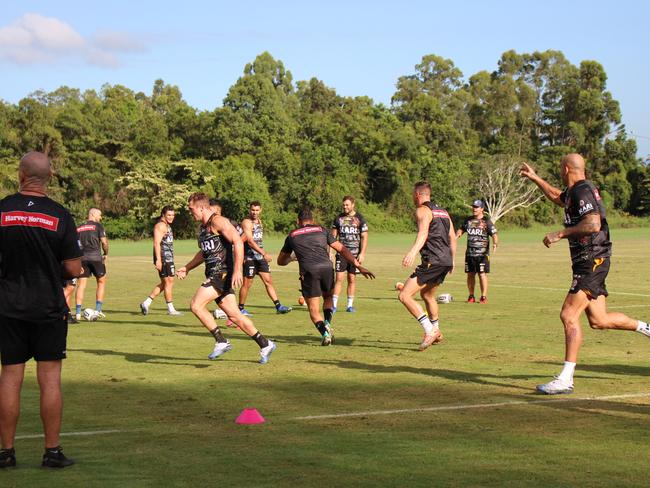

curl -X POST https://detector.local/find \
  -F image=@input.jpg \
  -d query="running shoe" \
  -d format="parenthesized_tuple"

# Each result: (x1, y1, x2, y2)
(240, 308, 253, 317)
(276, 305, 292, 314)
(418, 329, 442, 351)
(259, 340, 276, 364)
(208, 341, 232, 360)
(167, 310, 182, 316)
(0, 448, 16, 468)
(140, 302, 149, 315)
(346, 306, 356, 313)
(467, 295, 476, 303)
(42, 446, 74, 468)
(479, 296, 488, 304)
(536, 377, 574, 395)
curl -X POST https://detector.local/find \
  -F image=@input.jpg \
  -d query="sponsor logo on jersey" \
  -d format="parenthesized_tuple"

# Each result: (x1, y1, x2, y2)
(77, 224, 97, 233)
(1, 211, 59, 231)
(466, 227, 486, 236)
(291, 226, 323, 237)
(578, 202, 594, 215)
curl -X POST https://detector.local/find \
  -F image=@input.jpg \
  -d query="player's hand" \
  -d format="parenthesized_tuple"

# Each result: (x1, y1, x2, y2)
(402, 251, 417, 268)
(357, 265, 375, 280)
(232, 269, 243, 289)
(155, 260, 162, 272)
(263, 252, 272, 263)
(176, 267, 188, 280)
(492, 244, 498, 253)
(449, 262, 455, 275)
(357, 253, 365, 264)
(520, 162, 537, 180)
(543, 231, 562, 248)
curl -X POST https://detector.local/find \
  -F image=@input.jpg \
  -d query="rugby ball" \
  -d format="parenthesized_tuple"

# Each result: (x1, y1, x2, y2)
(83, 308, 98, 321)
(298, 296, 305, 306)
(213, 308, 227, 320)
(395, 281, 404, 291)
(436, 293, 453, 304)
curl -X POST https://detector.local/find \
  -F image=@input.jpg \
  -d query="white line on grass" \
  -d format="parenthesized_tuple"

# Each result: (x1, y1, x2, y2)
(15, 429, 123, 440)
(294, 392, 650, 420)
(443, 280, 650, 298)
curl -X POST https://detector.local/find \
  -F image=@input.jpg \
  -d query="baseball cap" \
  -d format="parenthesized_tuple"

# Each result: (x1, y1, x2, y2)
(472, 199, 485, 208)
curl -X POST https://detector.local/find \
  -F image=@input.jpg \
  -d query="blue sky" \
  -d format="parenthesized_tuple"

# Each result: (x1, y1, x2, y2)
(2, 0, 649, 159)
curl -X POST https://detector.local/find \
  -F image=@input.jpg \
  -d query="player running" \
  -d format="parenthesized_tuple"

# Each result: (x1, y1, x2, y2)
(277, 208, 375, 345)
(176, 193, 276, 364)
(456, 199, 498, 304)
(521, 154, 650, 394)
(399, 181, 457, 351)
(140, 206, 181, 316)
(75, 208, 108, 321)
(331, 196, 368, 313)
(238, 201, 292, 316)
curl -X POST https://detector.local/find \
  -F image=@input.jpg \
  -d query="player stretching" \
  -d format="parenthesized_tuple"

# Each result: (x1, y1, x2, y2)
(331, 196, 368, 313)
(398, 182, 456, 351)
(238, 201, 292, 315)
(176, 193, 276, 364)
(277, 208, 374, 345)
(521, 154, 650, 394)
(140, 206, 181, 316)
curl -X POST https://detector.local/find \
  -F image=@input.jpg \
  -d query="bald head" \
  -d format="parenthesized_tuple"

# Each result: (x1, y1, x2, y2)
(560, 153, 586, 185)
(19, 151, 52, 189)
(88, 208, 102, 221)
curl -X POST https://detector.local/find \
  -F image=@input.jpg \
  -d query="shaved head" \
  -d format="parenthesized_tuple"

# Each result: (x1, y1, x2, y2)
(88, 208, 102, 221)
(561, 153, 585, 171)
(19, 151, 52, 187)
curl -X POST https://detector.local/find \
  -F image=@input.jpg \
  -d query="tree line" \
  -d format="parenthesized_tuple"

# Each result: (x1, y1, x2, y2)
(1, 50, 649, 238)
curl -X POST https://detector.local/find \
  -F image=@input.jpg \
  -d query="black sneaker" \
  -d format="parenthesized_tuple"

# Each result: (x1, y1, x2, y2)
(68, 314, 78, 324)
(0, 448, 16, 468)
(42, 446, 74, 468)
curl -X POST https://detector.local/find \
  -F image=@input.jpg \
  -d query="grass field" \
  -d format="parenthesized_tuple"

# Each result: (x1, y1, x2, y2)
(3, 228, 650, 487)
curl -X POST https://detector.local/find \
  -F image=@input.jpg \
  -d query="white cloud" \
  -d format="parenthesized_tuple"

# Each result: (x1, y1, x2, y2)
(0, 13, 147, 68)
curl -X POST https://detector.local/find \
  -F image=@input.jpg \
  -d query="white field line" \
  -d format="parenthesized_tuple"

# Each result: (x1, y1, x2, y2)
(442, 280, 650, 298)
(294, 392, 650, 421)
(15, 429, 123, 440)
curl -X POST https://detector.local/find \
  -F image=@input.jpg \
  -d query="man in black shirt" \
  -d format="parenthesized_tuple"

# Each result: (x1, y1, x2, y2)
(456, 200, 498, 304)
(0, 152, 82, 468)
(399, 182, 457, 351)
(277, 208, 374, 345)
(74, 208, 108, 321)
(521, 154, 650, 394)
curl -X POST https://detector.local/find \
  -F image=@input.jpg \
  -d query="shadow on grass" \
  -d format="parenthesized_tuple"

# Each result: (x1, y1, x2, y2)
(70, 348, 212, 368)
(535, 361, 650, 377)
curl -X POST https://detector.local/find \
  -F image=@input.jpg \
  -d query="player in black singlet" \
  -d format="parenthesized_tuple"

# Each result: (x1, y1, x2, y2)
(399, 182, 457, 351)
(521, 154, 650, 394)
(75, 208, 108, 320)
(176, 193, 276, 364)
(140, 206, 181, 316)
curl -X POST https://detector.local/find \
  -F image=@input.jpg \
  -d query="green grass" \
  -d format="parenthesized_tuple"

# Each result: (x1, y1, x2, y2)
(4, 227, 650, 487)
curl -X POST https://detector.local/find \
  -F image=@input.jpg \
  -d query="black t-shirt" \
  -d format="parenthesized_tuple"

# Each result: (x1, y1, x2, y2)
(419, 202, 453, 266)
(461, 216, 497, 257)
(332, 212, 368, 255)
(77, 220, 106, 260)
(281, 224, 336, 272)
(198, 216, 233, 278)
(559, 180, 611, 266)
(0, 193, 83, 321)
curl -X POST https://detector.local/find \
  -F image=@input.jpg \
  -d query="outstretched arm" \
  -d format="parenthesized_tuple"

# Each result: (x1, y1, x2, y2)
(543, 213, 601, 248)
(331, 241, 375, 279)
(520, 163, 563, 207)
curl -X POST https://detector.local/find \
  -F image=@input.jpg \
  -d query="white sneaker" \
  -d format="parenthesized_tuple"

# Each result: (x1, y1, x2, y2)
(213, 309, 227, 320)
(167, 310, 182, 316)
(208, 341, 232, 360)
(140, 302, 149, 316)
(536, 377, 574, 395)
(75, 314, 81, 321)
(259, 340, 276, 365)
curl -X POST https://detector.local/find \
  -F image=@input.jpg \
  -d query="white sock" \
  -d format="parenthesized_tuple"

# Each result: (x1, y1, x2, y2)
(347, 296, 354, 308)
(636, 320, 650, 337)
(417, 314, 434, 335)
(167, 301, 176, 312)
(332, 295, 339, 308)
(143, 297, 153, 307)
(557, 361, 576, 384)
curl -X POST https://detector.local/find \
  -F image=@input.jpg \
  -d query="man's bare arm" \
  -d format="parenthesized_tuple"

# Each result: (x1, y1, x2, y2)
(543, 213, 601, 248)
(520, 163, 563, 207)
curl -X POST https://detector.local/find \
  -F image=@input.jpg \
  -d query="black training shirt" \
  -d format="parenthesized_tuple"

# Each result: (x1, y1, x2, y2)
(332, 212, 368, 255)
(461, 216, 497, 257)
(281, 224, 336, 272)
(0, 193, 82, 321)
(419, 202, 453, 266)
(77, 220, 106, 261)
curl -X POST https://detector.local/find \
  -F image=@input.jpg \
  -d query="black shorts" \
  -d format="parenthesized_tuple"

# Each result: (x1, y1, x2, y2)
(0, 316, 68, 365)
(411, 263, 452, 287)
(300, 267, 335, 299)
(202, 270, 234, 304)
(244, 259, 270, 278)
(80, 260, 106, 278)
(465, 255, 490, 274)
(335, 253, 359, 274)
(569, 257, 610, 299)
(158, 262, 176, 278)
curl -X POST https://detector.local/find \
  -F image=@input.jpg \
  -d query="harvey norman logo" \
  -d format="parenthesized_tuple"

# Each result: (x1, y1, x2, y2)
(1, 211, 59, 231)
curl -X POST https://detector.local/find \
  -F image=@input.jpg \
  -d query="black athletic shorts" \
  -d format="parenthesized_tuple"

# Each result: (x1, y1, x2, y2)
(202, 270, 234, 303)
(0, 316, 68, 365)
(300, 266, 335, 299)
(158, 261, 176, 279)
(569, 257, 610, 299)
(465, 255, 490, 274)
(80, 259, 106, 278)
(335, 253, 359, 274)
(244, 259, 270, 278)
(411, 262, 452, 287)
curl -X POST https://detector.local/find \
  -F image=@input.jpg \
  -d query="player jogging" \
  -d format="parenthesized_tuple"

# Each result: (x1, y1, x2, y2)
(277, 208, 375, 345)
(75, 208, 108, 321)
(238, 201, 292, 315)
(398, 181, 457, 351)
(176, 193, 276, 364)
(521, 154, 650, 394)
(331, 196, 368, 313)
(140, 206, 181, 316)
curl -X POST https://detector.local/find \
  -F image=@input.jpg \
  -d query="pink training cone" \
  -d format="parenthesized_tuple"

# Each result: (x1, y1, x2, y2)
(235, 408, 265, 424)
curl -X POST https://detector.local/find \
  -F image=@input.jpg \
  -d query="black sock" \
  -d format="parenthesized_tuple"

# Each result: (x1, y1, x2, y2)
(315, 321, 327, 335)
(273, 299, 281, 309)
(252, 332, 269, 348)
(210, 327, 227, 343)
(239, 303, 245, 311)
(324, 308, 333, 323)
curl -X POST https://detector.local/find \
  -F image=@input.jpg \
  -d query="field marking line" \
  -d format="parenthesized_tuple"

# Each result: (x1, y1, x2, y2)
(15, 429, 124, 440)
(293, 392, 650, 420)
(443, 280, 650, 298)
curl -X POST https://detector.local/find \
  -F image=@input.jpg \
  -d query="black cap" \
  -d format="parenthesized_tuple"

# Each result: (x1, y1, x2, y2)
(472, 199, 485, 208)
